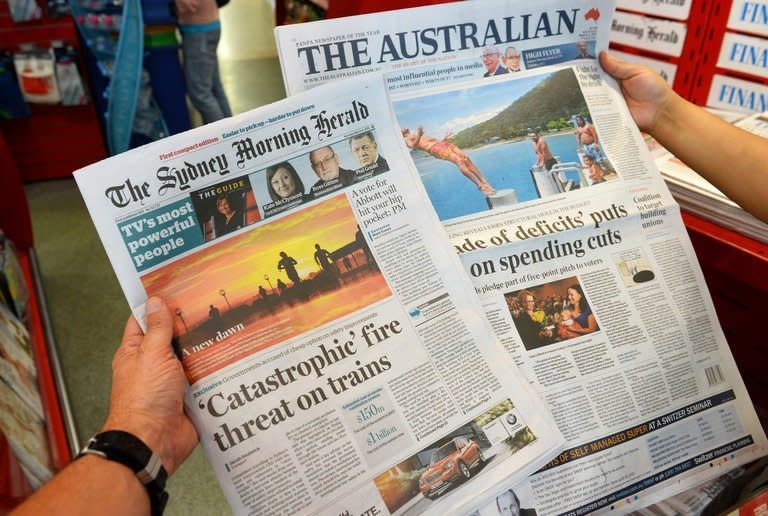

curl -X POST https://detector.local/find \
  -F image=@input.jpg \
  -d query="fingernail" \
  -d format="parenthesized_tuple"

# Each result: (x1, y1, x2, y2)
(146, 297, 162, 314)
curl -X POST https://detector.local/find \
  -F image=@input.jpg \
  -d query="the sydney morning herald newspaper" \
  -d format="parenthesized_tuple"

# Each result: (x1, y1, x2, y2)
(73, 75, 565, 515)
(275, 1, 768, 514)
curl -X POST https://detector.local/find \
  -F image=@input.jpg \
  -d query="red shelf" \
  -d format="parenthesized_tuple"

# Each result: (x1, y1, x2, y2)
(19, 251, 73, 471)
(0, 0, 107, 181)
(683, 212, 768, 426)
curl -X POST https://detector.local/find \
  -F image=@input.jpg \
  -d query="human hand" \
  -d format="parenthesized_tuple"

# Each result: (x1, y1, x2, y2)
(599, 51, 674, 134)
(102, 297, 198, 476)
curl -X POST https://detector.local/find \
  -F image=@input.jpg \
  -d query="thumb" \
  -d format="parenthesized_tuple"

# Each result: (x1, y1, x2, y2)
(599, 51, 636, 81)
(142, 297, 174, 352)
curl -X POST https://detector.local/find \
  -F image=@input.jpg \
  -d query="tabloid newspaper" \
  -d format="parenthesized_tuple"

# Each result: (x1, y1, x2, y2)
(275, 0, 768, 514)
(73, 75, 566, 515)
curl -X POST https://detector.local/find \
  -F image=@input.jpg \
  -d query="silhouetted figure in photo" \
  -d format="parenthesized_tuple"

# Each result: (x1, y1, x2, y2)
(314, 243, 338, 273)
(208, 304, 220, 320)
(277, 251, 301, 285)
(257, 284, 275, 312)
(274, 278, 294, 306)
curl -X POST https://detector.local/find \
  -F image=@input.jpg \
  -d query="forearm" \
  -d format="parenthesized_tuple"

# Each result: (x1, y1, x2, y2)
(12, 456, 149, 515)
(650, 93, 768, 223)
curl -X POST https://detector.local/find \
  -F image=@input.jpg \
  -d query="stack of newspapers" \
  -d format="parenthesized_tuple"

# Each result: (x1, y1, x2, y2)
(652, 110, 768, 244)
(73, 0, 768, 515)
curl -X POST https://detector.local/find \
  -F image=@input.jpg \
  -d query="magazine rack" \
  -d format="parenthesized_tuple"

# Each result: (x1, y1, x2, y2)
(0, 0, 107, 180)
(689, 0, 768, 108)
(608, 0, 712, 99)
(0, 132, 77, 509)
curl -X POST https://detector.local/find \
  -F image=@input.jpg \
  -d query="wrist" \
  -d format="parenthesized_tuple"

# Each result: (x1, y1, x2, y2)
(78, 430, 169, 515)
(102, 414, 171, 474)
(650, 89, 685, 141)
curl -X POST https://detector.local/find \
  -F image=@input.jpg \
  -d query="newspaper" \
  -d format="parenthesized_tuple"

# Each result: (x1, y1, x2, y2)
(275, 2, 768, 514)
(73, 75, 565, 515)
(275, 0, 611, 97)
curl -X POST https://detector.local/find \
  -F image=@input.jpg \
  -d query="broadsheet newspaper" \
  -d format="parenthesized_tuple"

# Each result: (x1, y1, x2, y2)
(73, 75, 566, 515)
(275, 0, 768, 514)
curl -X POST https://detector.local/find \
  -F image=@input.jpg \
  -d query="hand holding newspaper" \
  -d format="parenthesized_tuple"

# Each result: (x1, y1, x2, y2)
(274, 0, 768, 514)
(74, 74, 564, 515)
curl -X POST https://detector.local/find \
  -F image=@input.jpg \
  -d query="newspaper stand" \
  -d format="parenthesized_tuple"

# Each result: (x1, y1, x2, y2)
(0, 132, 76, 509)
(0, 0, 107, 180)
(689, 0, 768, 110)
(608, 0, 712, 99)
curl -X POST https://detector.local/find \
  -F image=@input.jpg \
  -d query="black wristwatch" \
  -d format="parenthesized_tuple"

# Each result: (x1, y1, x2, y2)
(77, 430, 169, 516)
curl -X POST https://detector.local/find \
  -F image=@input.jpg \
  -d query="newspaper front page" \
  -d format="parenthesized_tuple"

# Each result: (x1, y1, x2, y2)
(73, 75, 565, 515)
(275, 0, 611, 97)
(275, 2, 768, 514)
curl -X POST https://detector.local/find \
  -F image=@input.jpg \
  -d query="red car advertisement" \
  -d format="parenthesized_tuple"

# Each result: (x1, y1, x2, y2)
(419, 437, 483, 499)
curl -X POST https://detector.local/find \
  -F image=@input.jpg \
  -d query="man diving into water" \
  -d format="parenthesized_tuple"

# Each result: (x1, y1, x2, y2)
(402, 126, 496, 196)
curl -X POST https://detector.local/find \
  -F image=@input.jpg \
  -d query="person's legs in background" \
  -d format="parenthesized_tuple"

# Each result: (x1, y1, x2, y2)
(181, 27, 231, 124)
(209, 31, 232, 119)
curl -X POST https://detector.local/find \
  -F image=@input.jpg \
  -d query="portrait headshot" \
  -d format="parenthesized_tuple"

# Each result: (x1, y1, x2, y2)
(503, 47, 522, 72)
(190, 177, 260, 241)
(496, 489, 537, 516)
(213, 193, 245, 237)
(260, 160, 308, 217)
(481, 45, 509, 77)
(575, 40, 594, 59)
(349, 131, 389, 176)
(308, 144, 355, 198)
(267, 161, 305, 201)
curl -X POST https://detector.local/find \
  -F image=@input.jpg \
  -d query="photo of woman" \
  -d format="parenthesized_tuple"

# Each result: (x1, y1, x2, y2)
(266, 161, 305, 201)
(565, 284, 598, 336)
(213, 193, 245, 236)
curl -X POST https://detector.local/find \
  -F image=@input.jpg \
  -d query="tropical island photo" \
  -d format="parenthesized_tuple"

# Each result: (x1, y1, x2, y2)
(394, 67, 618, 221)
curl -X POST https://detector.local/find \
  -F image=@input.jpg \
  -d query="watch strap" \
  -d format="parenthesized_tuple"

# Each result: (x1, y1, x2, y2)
(77, 430, 168, 515)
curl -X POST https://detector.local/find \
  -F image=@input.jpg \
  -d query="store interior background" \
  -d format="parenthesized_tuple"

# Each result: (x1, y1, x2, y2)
(24, 1, 284, 513)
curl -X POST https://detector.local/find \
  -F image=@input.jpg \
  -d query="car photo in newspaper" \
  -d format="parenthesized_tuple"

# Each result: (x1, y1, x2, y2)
(74, 75, 565, 515)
